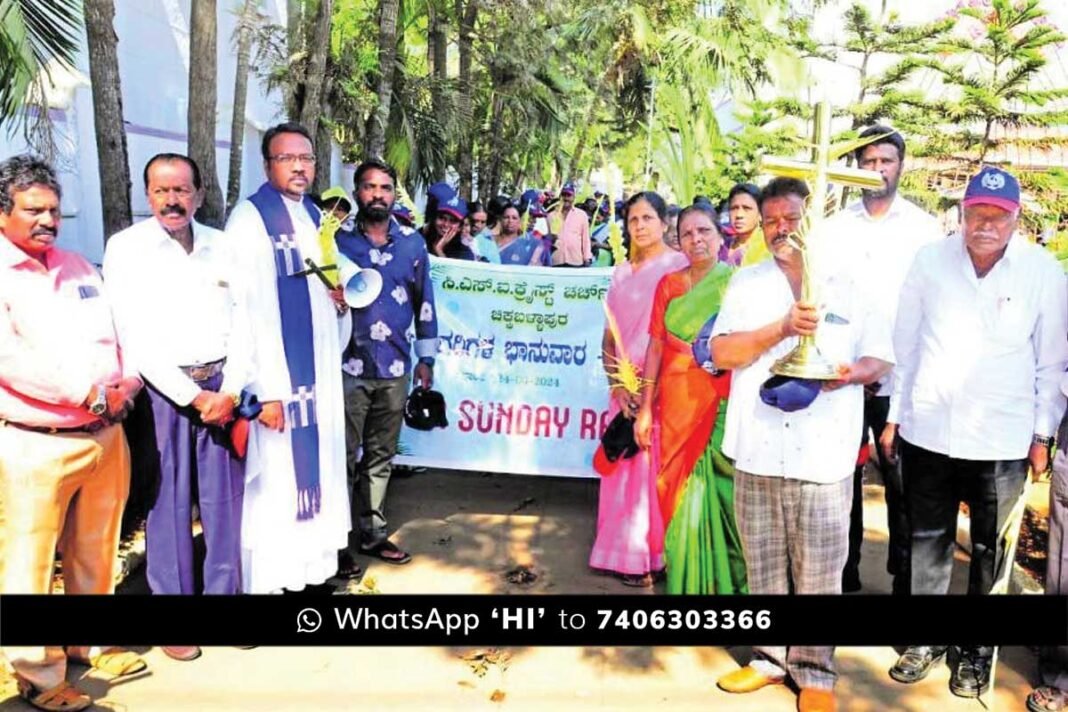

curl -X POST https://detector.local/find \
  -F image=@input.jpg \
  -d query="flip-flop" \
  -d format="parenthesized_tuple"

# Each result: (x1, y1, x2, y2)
(15, 676, 91, 712)
(360, 540, 412, 565)
(336, 551, 364, 579)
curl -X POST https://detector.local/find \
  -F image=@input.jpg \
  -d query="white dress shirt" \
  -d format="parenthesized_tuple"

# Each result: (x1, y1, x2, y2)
(103, 217, 252, 406)
(889, 234, 1068, 460)
(822, 196, 943, 396)
(711, 259, 894, 483)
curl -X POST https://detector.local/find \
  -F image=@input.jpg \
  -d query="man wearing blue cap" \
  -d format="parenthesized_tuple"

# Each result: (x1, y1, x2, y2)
(883, 165, 1068, 697)
(551, 181, 591, 267)
(710, 177, 893, 712)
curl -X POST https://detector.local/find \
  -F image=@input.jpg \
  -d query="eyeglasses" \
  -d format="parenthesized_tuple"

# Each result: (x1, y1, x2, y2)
(270, 154, 317, 165)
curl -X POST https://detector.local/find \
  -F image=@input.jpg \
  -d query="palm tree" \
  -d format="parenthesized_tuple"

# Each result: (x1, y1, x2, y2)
(367, 0, 400, 159)
(0, 0, 81, 126)
(226, 0, 261, 215)
(82, 0, 132, 240)
(188, 0, 225, 227)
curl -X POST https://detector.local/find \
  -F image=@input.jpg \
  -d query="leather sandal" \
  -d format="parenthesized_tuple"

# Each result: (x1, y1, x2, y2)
(336, 551, 364, 578)
(1029, 686, 1068, 712)
(15, 676, 91, 712)
(69, 649, 148, 677)
(888, 646, 946, 684)
(161, 645, 202, 661)
(359, 540, 412, 565)
(621, 573, 653, 588)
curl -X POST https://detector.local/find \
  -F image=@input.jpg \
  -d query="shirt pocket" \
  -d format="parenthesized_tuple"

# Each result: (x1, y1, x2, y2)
(73, 289, 117, 343)
(990, 299, 1033, 350)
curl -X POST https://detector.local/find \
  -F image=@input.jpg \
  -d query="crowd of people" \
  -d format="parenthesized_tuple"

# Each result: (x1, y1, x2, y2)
(0, 119, 1066, 712)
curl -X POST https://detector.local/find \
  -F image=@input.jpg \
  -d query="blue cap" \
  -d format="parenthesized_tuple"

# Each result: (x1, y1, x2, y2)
(391, 204, 415, 226)
(427, 181, 455, 204)
(561, 181, 576, 196)
(963, 166, 1020, 213)
(759, 375, 821, 412)
(437, 194, 468, 221)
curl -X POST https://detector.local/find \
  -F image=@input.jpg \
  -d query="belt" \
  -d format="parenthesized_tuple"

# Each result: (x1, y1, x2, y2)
(0, 418, 108, 435)
(180, 358, 226, 381)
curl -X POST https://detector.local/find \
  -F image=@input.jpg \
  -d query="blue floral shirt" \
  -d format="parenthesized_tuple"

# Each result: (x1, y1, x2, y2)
(336, 219, 439, 380)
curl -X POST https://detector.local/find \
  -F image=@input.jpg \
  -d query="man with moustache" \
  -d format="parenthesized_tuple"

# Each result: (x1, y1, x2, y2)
(335, 158, 437, 571)
(551, 181, 592, 267)
(0, 155, 146, 711)
(710, 177, 893, 712)
(103, 154, 252, 660)
(883, 166, 1068, 698)
(225, 123, 351, 593)
(823, 126, 943, 594)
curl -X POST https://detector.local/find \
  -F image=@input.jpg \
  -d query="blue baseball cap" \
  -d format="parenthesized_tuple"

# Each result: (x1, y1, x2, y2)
(427, 181, 455, 204)
(561, 181, 576, 196)
(391, 204, 415, 226)
(759, 375, 821, 412)
(438, 194, 468, 221)
(963, 166, 1020, 213)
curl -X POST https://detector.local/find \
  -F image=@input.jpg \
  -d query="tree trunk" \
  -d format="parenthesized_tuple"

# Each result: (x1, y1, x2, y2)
(455, 0, 477, 200)
(315, 111, 333, 194)
(82, 0, 132, 241)
(567, 97, 597, 181)
(313, 75, 335, 194)
(367, 0, 400, 160)
(188, 0, 225, 227)
(226, 0, 259, 216)
(286, 0, 304, 120)
(299, 0, 332, 137)
(484, 91, 506, 198)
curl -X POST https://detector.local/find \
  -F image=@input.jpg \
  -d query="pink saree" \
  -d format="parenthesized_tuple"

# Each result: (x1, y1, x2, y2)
(589, 248, 688, 575)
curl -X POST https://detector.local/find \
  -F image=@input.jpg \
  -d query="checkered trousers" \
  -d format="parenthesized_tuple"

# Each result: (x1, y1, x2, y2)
(734, 469, 852, 690)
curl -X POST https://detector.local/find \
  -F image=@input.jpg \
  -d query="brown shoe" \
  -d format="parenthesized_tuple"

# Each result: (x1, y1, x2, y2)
(161, 646, 202, 661)
(798, 688, 836, 712)
(717, 666, 786, 693)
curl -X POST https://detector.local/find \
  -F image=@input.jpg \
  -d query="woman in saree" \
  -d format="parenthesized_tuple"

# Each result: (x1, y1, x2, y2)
(722, 183, 769, 268)
(635, 203, 747, 594)
(589, 192, 688, 587)
(496, 204, 544, 266)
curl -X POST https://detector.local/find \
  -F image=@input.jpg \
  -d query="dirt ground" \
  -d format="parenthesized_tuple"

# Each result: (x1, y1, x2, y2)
(0, 466, 1051, 711)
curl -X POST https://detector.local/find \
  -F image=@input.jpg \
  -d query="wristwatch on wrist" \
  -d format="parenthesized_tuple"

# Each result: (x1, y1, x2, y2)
(418, 357, 435, 368)
(88, 385, 107, 417)
(1034, 434, 1055, 448)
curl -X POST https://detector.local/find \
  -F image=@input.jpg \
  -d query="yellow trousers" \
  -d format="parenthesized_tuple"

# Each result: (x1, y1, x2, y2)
(0, 422, 130, 689)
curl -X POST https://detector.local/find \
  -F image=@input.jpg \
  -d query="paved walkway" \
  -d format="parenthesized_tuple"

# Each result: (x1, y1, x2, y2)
(0, 468, 1046, 711)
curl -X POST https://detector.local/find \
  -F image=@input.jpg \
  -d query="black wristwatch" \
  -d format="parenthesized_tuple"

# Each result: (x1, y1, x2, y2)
(418, 357, 435, 368)
(1034, 434, 1055, 448)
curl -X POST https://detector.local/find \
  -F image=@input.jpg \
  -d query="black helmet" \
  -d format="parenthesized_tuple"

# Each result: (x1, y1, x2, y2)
(404, 387, 449, 431)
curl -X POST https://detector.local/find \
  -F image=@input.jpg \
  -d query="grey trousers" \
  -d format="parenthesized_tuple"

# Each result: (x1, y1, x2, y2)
(734, 469, 853, 690)
(1041, 414, 1068, 690)
(343, 373, 408, 549)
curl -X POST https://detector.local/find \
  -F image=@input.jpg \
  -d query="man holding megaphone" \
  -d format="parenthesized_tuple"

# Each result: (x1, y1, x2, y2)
(336, 159, 439, 571)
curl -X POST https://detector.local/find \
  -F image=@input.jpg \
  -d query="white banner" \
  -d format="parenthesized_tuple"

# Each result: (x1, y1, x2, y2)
(395, 258, 615, 477)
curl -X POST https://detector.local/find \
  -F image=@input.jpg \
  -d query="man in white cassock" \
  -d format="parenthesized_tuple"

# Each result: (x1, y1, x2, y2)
(224, 122, 351, 593)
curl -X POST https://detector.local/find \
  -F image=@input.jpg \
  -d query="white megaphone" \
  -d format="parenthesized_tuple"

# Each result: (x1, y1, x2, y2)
(337, 253, 383, 309)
